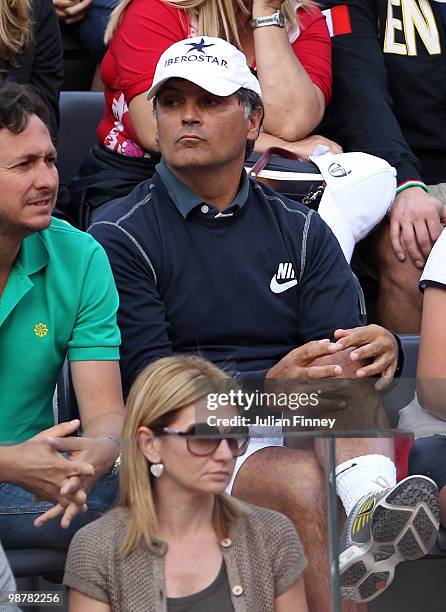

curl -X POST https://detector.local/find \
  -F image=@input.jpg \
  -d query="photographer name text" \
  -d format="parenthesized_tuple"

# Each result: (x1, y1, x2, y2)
(207, 414, 336, 429)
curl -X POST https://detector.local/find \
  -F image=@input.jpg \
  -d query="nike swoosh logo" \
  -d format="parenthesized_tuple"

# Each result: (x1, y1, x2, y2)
(270, 276, 298, 294)
(336, 463, 357, 477)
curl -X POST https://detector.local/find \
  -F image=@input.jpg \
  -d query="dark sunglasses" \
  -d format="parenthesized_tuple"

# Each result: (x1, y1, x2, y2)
(154, 423, 250, 457)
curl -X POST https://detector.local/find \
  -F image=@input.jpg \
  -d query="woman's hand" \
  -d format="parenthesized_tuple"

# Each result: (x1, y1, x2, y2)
(288, 135, 343, 159)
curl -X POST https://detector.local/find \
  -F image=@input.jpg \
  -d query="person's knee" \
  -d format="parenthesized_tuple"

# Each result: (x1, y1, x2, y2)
(375, 226, 421, 293)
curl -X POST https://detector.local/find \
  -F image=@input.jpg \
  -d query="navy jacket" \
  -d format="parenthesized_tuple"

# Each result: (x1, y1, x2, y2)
(90, 173, 361, 397)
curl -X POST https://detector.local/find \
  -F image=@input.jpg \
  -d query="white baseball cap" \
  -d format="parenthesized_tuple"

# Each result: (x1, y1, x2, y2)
(311, 152, 397, 263)
(147, 36, 262, 99)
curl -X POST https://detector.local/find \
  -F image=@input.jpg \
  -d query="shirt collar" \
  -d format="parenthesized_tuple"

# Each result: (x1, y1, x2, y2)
(156, 158, 249, 219)
(16, 230, 49, 276)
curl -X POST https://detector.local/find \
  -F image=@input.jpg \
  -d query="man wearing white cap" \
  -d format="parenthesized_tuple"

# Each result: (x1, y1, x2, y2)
(90, 37, 439, 608)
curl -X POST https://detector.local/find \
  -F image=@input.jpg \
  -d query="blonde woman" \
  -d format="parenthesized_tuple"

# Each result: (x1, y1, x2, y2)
(64, 355, 308, 611)
(0, 0, 63, 138)
(70, 0, 339, 222)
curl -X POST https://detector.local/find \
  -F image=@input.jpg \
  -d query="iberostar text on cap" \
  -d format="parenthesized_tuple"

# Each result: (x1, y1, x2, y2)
(147, 36, 262, 99)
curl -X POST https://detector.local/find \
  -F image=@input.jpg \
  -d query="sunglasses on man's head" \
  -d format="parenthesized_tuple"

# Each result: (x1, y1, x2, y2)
(154, 423, 250, 457)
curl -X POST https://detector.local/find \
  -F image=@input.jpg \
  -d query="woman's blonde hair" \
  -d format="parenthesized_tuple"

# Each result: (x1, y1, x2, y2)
(106, 0, 314, 46)
(0, 0, 32, 64)
(119, 354, 244, 556)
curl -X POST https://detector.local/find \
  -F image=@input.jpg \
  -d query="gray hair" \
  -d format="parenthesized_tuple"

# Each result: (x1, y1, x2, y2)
(234, 87, 263, 121)
(235, 88, 263, 159)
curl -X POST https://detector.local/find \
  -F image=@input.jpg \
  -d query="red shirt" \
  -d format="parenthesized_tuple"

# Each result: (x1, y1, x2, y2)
(99, 0, 332, 157)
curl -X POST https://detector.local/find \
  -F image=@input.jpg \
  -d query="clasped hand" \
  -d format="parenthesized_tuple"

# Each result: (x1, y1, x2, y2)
(266, 324, 398, 391)
(16, 419, 118, 529)
(34, 432, 118, 529)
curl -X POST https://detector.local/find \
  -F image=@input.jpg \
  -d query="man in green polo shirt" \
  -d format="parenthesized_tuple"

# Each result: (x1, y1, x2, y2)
(0, 82, 125, 549)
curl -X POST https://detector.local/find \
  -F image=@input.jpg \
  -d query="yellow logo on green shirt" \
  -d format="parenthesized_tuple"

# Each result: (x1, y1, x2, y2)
(34, 323, 48, 337)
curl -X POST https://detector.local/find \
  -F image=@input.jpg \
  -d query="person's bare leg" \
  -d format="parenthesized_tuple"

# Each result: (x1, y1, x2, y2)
(232, 447, 363, 612)
(315, 437, 395, 473)
(233, 448, 329, 611)
(374, 223, 422, 333)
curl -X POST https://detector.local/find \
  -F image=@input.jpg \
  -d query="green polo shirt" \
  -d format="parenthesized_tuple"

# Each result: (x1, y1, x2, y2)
(0, 218, 120, 444)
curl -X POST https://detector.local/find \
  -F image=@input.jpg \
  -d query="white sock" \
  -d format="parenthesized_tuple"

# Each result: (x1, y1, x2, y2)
(335, 454, 397, 516)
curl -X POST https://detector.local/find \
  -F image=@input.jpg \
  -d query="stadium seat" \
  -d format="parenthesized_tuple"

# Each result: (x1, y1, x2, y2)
(57, 91, 105, 187)
(7, 550, 67, 612)
(7, 549, 66, 580)
(352, 272, 367, 324)
(54, 360, 79, 424)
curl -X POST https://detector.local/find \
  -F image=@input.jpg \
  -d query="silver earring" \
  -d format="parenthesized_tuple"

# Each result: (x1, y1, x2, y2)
(150, 463, 164, 478)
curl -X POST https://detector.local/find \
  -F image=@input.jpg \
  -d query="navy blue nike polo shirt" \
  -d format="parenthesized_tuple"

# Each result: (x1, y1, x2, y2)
(90, 160, 361, 397)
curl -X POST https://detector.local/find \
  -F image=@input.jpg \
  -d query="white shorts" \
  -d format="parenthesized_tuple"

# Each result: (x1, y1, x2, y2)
(398, 392, 446, 438)
(226, 426, 284, 494)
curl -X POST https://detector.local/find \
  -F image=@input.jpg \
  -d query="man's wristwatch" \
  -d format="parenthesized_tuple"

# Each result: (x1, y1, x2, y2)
(105, 436, 122, 476)
(250, 9, 286, 29)
(110, 453, 121, 476)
